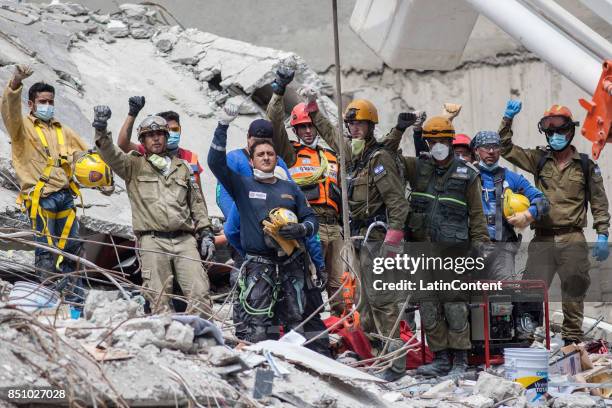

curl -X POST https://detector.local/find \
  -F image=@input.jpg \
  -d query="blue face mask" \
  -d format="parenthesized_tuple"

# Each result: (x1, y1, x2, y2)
(167, 131, 180, 149)
(548, 133, 569, 151)
(34, 103, 54, 121)
(479, 160, 499, 172)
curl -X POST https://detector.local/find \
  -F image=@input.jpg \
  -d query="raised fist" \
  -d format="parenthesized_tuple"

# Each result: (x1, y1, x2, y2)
(128, 96, 145, 117)
(92, 105, 112, 130)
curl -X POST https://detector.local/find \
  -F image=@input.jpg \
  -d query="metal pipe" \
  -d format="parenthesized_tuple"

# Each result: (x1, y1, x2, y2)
(524, 0, 612, 62)
(464, 0, 601, 94)
(331, 0, 352, 259)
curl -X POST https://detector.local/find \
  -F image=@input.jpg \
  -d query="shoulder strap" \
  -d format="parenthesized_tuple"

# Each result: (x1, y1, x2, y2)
(579, 153, 590, 209)
(535, 150, 548, 183)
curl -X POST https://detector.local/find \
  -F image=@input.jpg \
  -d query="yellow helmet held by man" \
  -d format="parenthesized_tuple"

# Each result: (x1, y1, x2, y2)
(262, 208, 299, 255)
(503, 189, 530, 218)
(74, 152, 113, 188)
(422, 115, 455, 139)
(343, 99, 379, 124)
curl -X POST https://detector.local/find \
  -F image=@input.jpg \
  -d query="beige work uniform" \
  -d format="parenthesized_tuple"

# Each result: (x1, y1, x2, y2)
(499, 118, 610, 341)
(95, 129, 213, 315)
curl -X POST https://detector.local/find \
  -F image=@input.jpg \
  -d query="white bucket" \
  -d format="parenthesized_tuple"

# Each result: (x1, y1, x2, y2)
(7, 281, 59, 312)
(504, 348, 549, 404)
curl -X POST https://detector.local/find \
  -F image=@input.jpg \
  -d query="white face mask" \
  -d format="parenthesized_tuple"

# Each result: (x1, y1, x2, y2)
(303, 136, 319, 149)
(430, 142, 450, 161)
(253, 168, 275, 180)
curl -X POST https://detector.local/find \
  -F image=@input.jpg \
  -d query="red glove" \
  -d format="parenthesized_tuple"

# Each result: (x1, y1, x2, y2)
(305, 100, 318, 113)
(384, 229, 404, 246)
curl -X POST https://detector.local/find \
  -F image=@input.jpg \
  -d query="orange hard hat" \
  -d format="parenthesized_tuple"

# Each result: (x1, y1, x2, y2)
(453, 133, 471, 147)
(290, 103, 312, 127)
(543, 104, 573, 119)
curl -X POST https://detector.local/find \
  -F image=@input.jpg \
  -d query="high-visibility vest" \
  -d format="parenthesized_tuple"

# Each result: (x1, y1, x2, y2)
(289, 142, 340, 213)
(180, 149, 201, 184)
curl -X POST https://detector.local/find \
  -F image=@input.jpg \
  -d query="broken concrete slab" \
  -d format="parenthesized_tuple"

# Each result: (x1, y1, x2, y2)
(552, 393, 598, 408)
(421, 379, 456, 399)
(247, 340, 385, 383)
(457, 394, 495, 408)
(473, 371, 524, 403)
(106, 19, 129, 38)
(169, 38, 206, 65)
(164, 320, 195, 350)
(208, 345, 239, 366)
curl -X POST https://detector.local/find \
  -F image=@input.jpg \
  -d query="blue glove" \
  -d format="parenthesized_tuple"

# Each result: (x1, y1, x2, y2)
(504, 99, 522, 119)
(593, 234, 610, 261)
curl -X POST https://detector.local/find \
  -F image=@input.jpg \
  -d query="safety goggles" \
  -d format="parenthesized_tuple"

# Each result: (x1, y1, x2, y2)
(476, 143, 500, 152)
(168, 125, 181, 133)
(538, 115, 579, 136)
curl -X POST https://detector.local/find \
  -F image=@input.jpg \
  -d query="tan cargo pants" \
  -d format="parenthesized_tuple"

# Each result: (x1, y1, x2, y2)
(524, 230, 590, 343)
(138, 233, 212, 316)
(318, 222, 344, 316)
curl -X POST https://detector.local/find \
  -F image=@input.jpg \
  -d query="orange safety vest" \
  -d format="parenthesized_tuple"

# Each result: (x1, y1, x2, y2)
(289, 142, 340, 213)
(178, 148, 201, 184)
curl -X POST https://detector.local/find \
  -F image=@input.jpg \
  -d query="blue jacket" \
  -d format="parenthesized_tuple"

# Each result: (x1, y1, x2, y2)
(480, 165, 548, 240)
(214, 135, 325, 269)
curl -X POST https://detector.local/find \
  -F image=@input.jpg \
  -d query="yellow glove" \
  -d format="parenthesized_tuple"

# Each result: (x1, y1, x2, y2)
(442, 103, 462, 121)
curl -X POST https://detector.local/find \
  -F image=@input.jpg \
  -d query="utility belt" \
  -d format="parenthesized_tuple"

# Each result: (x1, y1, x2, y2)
(350, 213, 387, 236)
(535, 226, 583, 236)
(315, 213, 340, 226)
(138, 230, 190, 239)
(485, 214, 496, 225)
(238, 249, 305, 318)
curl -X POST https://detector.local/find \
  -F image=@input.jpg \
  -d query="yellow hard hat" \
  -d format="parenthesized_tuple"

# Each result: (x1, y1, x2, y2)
(503, 189, 530, 218)
(344, 99, 379, 124)
(74, 152, 113, 188)
(269, 208, 298, 226)
(422, 115, 455, 139)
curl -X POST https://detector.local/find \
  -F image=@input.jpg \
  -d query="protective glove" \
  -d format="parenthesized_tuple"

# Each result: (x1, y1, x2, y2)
(315, 266, 328, 291)
(395, 112, 417, 131)
(298, 86, 319, 113)
(506, 209, 534, 229)
(503, 99, 522, 119)
(271, 67, 295, 95)
(412, 111, 427, 132)
(12, 64, 33, 83)
(384, 229, 405, 246)
(92, 105, 112, 130)
(218, 103, 239, 126)
(128, 96, 145, 117)
(278, 222, 313, 240)
(442, 103, 462, 121)
(593, 234, 610, 261)
(199, 232, 216, 261)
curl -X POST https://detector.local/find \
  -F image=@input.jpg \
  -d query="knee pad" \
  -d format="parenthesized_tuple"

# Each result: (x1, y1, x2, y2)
(420, 302, 440, 331)
(444, 302, 469, 332)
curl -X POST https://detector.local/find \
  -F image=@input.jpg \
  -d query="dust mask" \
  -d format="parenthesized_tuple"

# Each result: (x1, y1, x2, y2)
(253, 168, 275, 180)
(167, 131, 181, 150)
(548, 133, 569, 151)
(430, 142, 450, 161)
(351, 139, 365, 156)
(479, 160, 499, 172)
(148, 154, 171, 175)
(34, 103, 54, 121)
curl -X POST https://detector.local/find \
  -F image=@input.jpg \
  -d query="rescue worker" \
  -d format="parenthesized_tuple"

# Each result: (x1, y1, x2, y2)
(92, 106, 216, 316)
(1, 64, 90, 306)
(266, 67, 343, 315)
(401, 116, 490, 377)
(316, 98, 412, 381)
(471, 130, 549, 280)
(499, 100, 610, 344)
(214, 109, 326, 346)
(453, 134, 475, 163)
(208, 106, 320, 345)
(117, 96, 204, 190)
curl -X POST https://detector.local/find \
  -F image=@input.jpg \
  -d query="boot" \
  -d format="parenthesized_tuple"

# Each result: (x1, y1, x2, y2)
(376, 368, 406, 382)
(448, 350, 468, 377)
(416, 349, 451, 377)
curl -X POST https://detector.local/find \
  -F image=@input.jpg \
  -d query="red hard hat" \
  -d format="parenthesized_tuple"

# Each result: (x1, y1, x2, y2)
(543, 104, 573, 119)
(453, 133, 471, 147)
(290, 103, 312, 127)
